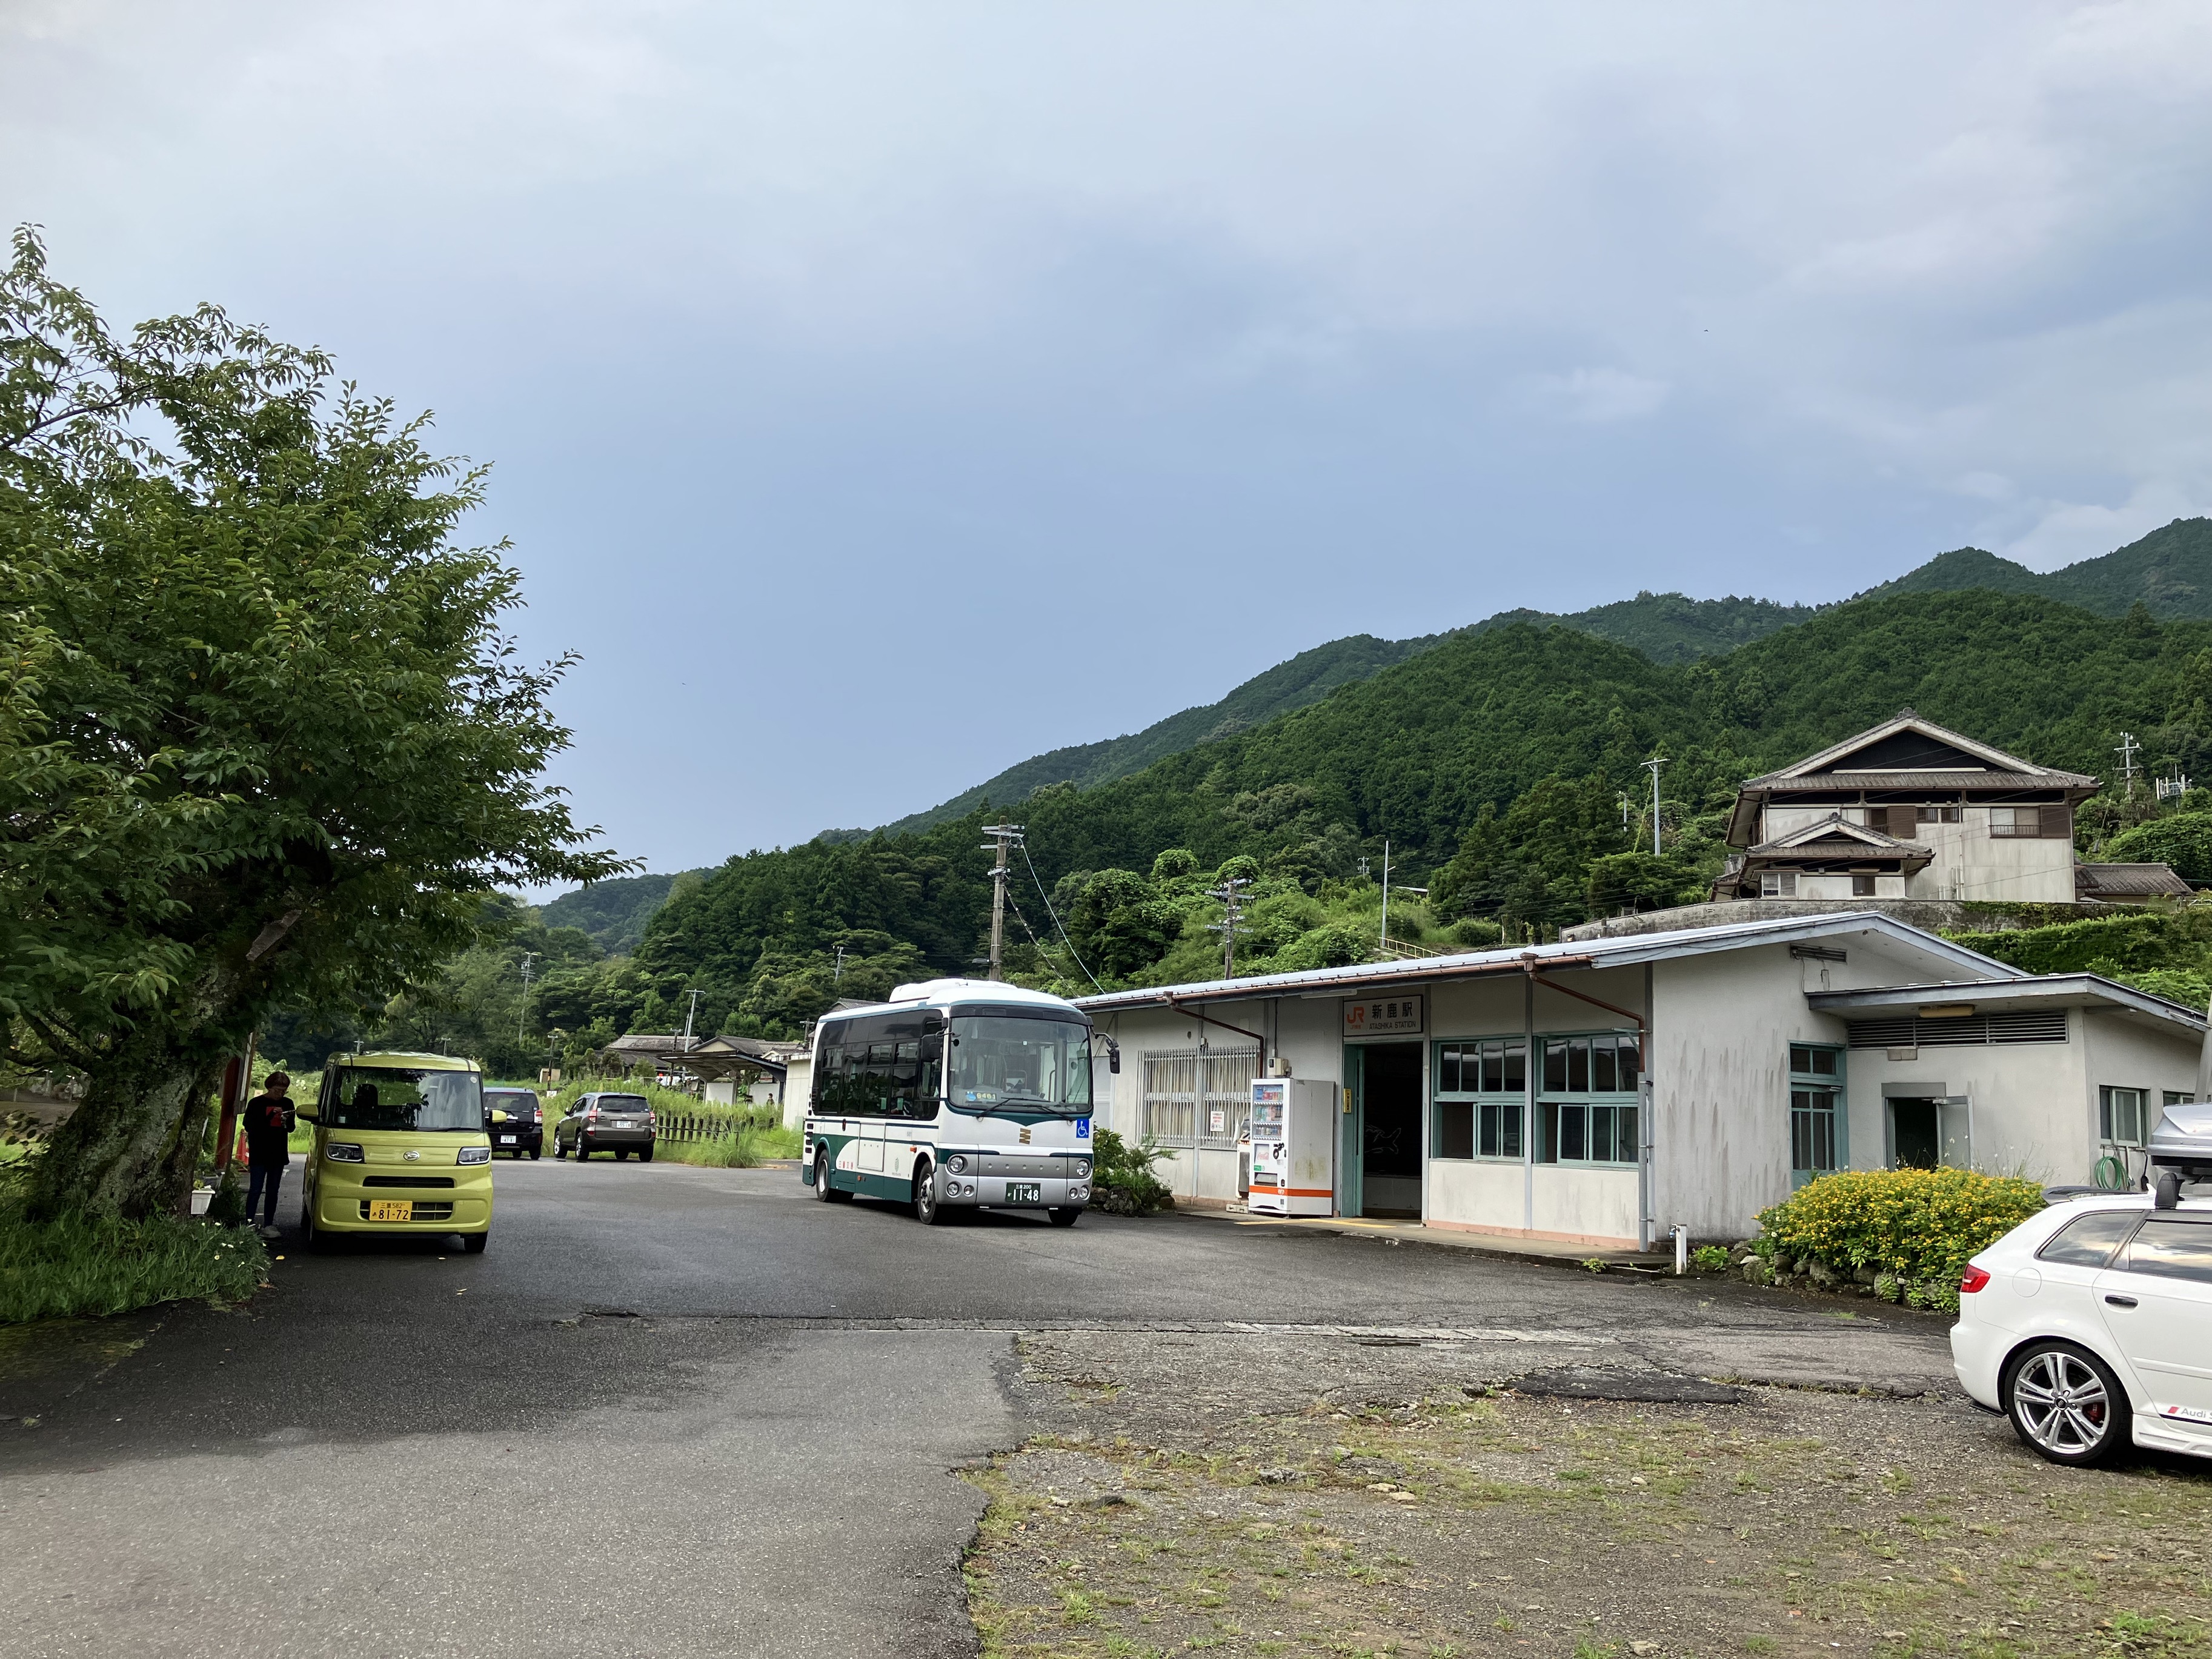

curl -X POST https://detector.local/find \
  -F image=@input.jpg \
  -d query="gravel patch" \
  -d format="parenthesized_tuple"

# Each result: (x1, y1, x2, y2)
(963, 1328, 2212, 1658)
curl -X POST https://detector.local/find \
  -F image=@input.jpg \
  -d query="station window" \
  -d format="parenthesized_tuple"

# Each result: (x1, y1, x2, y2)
(1433, 1037, 1524, 1161)
(1789, 1043, 1845, 1186)
(1533, 1033, 1641, 1168)
(2101, 1086, 2147, 1148)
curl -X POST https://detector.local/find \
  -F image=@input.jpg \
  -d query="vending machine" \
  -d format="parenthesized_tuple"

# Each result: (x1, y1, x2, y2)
(1246, 1077, 1338, 1217)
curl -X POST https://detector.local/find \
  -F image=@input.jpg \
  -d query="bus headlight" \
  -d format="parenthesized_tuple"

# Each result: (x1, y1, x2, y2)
(1071, 1185, 1091, 1201)
(946, 1155, 968, 1173)
(1072, 1159, 1092, 1178)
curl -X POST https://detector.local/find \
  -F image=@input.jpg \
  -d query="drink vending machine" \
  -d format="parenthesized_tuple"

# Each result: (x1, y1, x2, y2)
(1246, 1077, 1337, 1217)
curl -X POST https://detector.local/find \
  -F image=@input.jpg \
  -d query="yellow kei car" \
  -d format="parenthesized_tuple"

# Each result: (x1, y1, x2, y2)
(299, 1051, 494, 1252)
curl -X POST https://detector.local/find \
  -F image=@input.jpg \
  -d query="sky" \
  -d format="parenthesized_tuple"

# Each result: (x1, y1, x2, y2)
(5, 2, 2210, 880)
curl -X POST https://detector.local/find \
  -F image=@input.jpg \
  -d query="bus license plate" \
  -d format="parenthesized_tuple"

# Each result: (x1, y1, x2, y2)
(1005, 1182, 1041, 1205)
(368, 1200, 413, 1222)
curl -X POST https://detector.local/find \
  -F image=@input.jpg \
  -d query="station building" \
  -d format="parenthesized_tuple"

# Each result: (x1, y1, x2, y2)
(1074, 913, 2206, 1249)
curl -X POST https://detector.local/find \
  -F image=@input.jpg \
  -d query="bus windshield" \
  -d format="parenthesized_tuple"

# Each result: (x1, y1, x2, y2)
(949, 1016, 1092, 1114)
(325, 1066, 485, 1132)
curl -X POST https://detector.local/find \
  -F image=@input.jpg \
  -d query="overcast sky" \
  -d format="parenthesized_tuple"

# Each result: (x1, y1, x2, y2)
(5, 2, 2209, 879)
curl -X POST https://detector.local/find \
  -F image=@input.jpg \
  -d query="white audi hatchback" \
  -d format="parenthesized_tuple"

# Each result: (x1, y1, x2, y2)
(1952, 1192, 2212, 1466)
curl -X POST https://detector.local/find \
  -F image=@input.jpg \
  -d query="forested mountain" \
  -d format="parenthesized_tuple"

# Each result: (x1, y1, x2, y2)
(832, 631, 1446, 842)
(551, 588, 2212, 1046)
(1859, 517, 2212, 617)
(825, 517, 2212, 842)
(539, 871, 702, 953)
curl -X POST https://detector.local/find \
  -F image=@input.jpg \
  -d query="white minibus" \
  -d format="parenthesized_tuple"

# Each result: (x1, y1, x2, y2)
(802, 978, 1096, 1226)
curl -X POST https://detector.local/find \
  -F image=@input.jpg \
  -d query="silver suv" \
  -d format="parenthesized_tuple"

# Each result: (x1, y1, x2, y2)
(554, 1092, 657, 1162)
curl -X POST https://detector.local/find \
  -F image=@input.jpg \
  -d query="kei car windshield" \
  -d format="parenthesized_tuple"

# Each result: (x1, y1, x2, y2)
(949, 1016, 1092, 1114)
(327, 1067, 484, 1132)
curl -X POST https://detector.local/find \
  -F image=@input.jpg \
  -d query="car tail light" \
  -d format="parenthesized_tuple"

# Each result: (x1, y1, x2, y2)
(1959, 1263, 1991, 1294)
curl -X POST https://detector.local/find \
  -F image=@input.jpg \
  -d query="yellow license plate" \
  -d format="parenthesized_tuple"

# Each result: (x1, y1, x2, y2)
(367, 1199, 414, 1222)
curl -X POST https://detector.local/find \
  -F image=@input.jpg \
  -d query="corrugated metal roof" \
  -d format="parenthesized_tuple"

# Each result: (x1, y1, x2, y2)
(1072, 910, 2015, 1013)
(1809, 974, 2205, 1033)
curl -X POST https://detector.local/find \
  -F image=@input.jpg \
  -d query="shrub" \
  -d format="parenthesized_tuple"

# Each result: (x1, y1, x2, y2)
(1754, 1168, 2044, 1289)
(2105, 813, 2212, 885)
(1089, 1129, 1174, 1217)
(1691, 1244, 1729, 1272)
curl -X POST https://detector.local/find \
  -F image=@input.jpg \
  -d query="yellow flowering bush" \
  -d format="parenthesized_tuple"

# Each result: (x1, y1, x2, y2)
(1755, 1168, 2044, 1285)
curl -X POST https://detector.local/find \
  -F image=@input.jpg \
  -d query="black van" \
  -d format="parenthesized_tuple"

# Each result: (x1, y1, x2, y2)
(483, 1087, 545, 1159)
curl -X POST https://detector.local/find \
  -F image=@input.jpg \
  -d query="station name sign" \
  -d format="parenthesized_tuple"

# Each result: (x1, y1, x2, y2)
(1343, 994, 1423, 1036)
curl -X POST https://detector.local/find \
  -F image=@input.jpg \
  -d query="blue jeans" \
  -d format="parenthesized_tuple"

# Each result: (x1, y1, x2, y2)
(246, 1160, 285, 1226)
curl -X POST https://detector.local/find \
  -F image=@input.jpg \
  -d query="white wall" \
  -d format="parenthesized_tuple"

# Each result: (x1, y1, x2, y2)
(780, 1055, 812, 1132)
(2081, 1010, 2202, 1185)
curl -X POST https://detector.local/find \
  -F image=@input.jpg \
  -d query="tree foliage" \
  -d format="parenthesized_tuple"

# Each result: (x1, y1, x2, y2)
(0, 230, 621, 1215)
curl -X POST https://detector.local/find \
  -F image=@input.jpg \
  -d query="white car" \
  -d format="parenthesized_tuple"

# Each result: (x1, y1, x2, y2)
(1952, 1192, 2212, 1465)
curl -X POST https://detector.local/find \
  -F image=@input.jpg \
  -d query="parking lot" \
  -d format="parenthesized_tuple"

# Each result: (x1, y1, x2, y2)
(2, 1161, 2207, 1658)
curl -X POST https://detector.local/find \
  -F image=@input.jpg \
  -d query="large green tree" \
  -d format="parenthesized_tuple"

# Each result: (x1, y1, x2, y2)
(0, 231, 623, 1217)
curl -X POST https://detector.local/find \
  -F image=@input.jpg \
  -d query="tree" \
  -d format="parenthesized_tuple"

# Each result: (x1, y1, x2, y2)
(0, 230, 625, 1217)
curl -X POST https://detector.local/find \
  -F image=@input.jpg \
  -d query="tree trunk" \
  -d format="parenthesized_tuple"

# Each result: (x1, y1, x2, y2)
(27, 1032, 222, 1221)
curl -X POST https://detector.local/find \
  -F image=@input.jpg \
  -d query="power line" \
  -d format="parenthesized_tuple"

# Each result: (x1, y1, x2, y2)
(1018, 839, 1103, 991)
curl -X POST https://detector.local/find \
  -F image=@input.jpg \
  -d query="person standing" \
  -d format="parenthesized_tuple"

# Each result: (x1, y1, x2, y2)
(242, 1072, 295, 1237)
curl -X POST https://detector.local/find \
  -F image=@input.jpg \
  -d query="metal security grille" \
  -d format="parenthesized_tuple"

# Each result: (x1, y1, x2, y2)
(1140, 1047, 1260, 1148)
(1845, 1009, 2068, 1049)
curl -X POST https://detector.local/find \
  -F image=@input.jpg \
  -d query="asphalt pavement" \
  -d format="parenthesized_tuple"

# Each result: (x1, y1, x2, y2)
(0, 1159, 1957, 1658)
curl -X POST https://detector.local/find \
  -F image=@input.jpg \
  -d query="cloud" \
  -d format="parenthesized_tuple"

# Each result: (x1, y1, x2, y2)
(1524, 367, 1672, 425)
(2, 2, 2207, 865)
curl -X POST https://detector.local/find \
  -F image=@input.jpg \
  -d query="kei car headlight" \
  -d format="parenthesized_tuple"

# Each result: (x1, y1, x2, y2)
(325, 1143, 365, 1164)
(457, 1146, 493, 1165)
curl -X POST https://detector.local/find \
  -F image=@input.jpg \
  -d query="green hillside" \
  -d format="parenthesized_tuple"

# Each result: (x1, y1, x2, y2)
(832, 630, 1445, 842)
(1859, 517, 2212, 616)
(539, 871, 700, 954)
(550, 588, 2212, 1047)
(823, 517, 2212, 843)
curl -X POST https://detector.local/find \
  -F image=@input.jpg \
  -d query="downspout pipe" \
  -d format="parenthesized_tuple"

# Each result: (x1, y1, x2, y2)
(1166, 996, 1268, 1077)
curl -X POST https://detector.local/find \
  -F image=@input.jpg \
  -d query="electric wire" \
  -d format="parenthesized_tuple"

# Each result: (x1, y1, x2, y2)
(1020, 838, 1104, 991)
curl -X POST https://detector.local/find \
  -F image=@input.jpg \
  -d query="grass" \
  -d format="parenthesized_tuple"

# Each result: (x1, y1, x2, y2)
(0, 1194, 268, 1324)
(546, 1079, 803, 1166)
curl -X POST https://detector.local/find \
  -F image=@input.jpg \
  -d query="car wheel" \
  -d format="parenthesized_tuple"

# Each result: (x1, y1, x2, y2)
(2004, 1340, 2130, 1466)
(913, 1159, 942, 1225)
(576, 1141, 589, 1161)
(614, 1148, 629, 1162)
(530, 1147, 542, 1161)
(302, 1195, 327, 1254)
(1047, 1207, 1082, 1228)
(463, 1231, 489, 1255)
(639, 1146, 653, 1164)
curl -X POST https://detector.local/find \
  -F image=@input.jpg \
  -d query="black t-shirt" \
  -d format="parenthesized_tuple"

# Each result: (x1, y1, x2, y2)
(243, 1092, 294, 1162)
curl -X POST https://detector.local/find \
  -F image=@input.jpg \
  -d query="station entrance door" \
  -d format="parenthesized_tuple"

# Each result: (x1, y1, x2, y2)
(1341, 1042, 1423, 1219)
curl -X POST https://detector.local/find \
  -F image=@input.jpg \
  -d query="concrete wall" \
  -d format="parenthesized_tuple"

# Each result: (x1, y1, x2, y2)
(780, 1055, 813, 1132)
(2080, 1011, 2201, 1185)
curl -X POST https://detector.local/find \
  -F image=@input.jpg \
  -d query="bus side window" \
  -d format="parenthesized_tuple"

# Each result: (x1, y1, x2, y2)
(918, 1031, 943, 1111)
(817, 1043, 848, 1114)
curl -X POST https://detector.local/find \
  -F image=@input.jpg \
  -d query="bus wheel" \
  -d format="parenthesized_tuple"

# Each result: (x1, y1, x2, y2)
(913, 1159, 943, 1225)
(1047, 1207, 1082, 1228)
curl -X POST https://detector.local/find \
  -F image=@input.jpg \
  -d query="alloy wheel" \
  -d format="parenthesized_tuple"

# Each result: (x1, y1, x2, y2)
(2011, 1348, 2114, 1458)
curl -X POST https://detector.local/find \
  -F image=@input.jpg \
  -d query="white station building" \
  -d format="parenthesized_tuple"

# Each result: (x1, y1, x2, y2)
(1074, 913, 2206, 1249)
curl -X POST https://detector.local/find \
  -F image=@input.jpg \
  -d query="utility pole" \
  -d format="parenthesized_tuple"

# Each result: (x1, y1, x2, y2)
(832, 944, 846, 984)
(981, 822, 1023, 980)
(1642, 756, 1668, 856)
(2117, 732, 2142, 801)
(1618, 790, 1632, 833)
(1206, 874, 1250, 978)
(515, 951, 539, 1044)
(1379, 839, 1392, 949)
(682, 988, 703, 1051)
